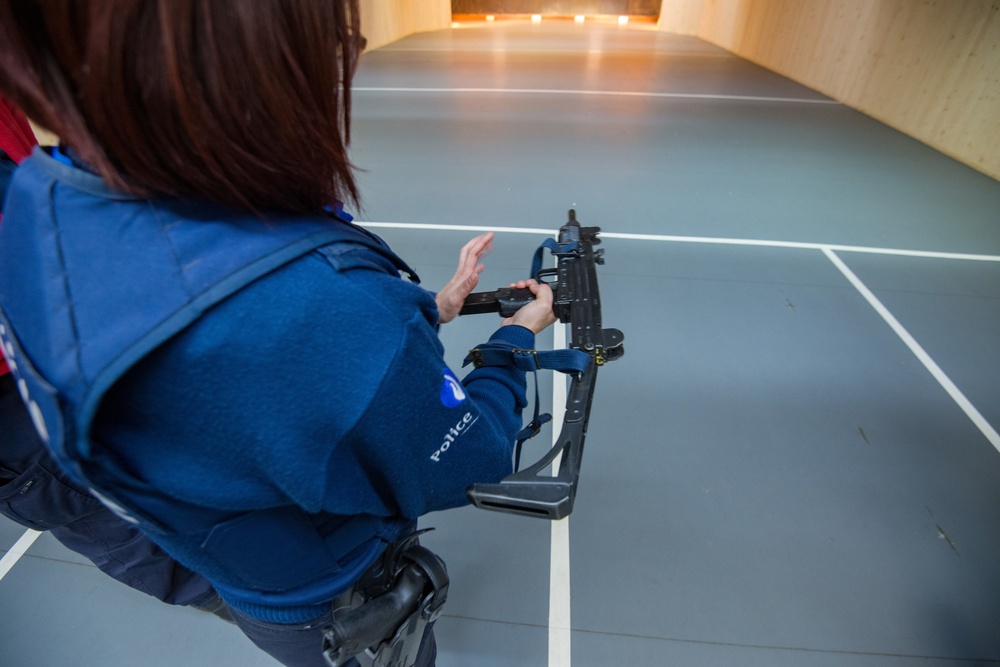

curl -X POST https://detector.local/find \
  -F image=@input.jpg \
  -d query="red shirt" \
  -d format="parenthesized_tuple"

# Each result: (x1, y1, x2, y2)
(1, 98, 39, 375)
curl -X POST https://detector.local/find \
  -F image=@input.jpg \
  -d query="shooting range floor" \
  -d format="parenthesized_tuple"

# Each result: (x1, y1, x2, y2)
(3, 20, 1000, 667)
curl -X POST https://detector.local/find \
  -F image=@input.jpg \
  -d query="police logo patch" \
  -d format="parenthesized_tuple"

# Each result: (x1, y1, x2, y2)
(440, 369, 466, 408)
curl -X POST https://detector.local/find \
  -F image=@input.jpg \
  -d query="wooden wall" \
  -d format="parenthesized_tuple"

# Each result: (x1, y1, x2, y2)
(656, 0, 703, 34)
(658, 0, 1000, 181)
(359, 0, 453, 51)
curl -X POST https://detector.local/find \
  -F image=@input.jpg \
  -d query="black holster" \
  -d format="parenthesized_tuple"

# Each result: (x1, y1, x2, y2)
(322, 536, 448, 667)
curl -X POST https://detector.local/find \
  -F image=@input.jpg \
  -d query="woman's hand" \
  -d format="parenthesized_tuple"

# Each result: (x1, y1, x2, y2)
(502, 279, 558, 334)
(435, 232, 494, 324)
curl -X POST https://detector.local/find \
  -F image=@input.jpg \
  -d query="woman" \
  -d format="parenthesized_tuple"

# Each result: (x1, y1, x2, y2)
(0, 2, 556, 666)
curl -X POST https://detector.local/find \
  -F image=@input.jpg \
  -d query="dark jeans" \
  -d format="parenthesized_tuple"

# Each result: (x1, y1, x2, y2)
(230, 605, 437, 667)
(0, 372, 218, 607)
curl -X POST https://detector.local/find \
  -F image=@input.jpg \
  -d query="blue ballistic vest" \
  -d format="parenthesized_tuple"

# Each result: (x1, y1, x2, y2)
(0, 149, 416, 610)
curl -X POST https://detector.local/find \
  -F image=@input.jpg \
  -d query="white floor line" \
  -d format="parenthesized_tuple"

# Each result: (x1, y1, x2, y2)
(359, 222, 1000, 263)
(371, 219, 999, 654)
(355, 87, 839, 105)
(366, 219, 1000, 450)
(0, 529, 41, 582)
(601, 233, 1000, 263)
(549, 321, 571, 667)
(824, 248, 1000, 454)
(363, 222, 555, 236)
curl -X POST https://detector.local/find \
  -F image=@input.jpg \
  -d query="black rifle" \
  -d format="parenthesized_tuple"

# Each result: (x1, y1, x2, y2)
(459, 210, 624, 520)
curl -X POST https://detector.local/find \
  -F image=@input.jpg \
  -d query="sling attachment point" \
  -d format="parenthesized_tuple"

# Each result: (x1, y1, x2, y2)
(322, 534, 449, 667)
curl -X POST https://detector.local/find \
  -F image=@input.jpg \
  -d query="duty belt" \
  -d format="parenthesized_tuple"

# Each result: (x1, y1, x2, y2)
(322, 531, 449, 667)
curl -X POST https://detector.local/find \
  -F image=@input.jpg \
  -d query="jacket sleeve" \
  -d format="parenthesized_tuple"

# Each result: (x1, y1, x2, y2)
(329, 309, 534, 518)
(308, 262, 534, 518)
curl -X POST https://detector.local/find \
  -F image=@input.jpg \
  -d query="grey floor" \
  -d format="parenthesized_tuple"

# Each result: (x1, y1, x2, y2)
(2, 20, 999, 667)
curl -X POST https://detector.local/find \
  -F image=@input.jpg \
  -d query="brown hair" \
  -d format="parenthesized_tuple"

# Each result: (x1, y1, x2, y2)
(0, 0, 363, 213)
